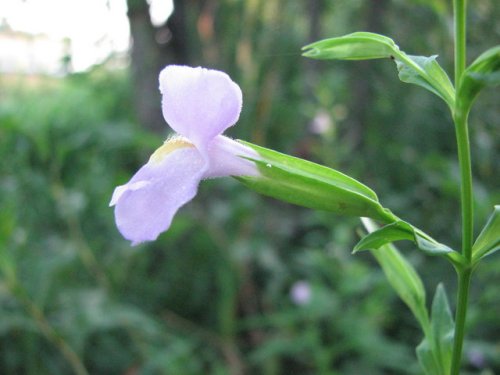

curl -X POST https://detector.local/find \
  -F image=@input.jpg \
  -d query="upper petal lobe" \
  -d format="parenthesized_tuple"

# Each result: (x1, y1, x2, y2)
(159, 66, 242, 148)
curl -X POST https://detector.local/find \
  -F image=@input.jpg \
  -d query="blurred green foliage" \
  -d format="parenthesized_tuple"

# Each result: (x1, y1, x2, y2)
(0, 0, 499, 374)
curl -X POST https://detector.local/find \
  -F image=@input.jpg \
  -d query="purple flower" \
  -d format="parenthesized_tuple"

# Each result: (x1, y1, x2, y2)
(110, 66, 259, 245)
(290, 281, 312, 305)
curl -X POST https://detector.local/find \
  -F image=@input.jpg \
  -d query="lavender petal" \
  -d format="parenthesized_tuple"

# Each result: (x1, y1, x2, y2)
(111, 147, 206, 245)
(159, 65, 242, 148)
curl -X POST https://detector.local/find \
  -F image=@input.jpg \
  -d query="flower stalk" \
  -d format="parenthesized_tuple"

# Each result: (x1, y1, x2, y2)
(450, 267, 473, 375)
(450, 0, 474, 373)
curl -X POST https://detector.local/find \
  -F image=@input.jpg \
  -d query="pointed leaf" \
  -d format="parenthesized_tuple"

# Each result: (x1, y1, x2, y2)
(472, 205, 500, 262)
(302, 32, 399, 60)
(457, 46, 500, 116)
(417, 338, 441, 375)
(354, 220, 454, 255)
(360, 218, 429, 332)
(354, 221, 415, 251)
(236, 142, 395, 223)
(396, 55, 455, 107)
(416, 284, 455, 375)
(430, 284, 455, 374)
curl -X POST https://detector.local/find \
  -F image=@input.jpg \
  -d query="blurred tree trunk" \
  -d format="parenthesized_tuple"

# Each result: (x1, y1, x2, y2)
(127, 0, 190, 133)
(304, 0, 323, 85)
(348, 0, 389, 150)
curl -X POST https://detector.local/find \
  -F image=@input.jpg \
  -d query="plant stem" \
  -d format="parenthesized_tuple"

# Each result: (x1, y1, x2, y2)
(453, 0, 473, 258)
(450, 267, 472, 375)
(453, 0, 467, 86)
(450, 1, 473, 374)
(454, 115, 474, 259)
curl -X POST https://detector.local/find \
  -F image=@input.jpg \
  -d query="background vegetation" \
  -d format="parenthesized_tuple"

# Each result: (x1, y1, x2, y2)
(0, 0, 498, 374)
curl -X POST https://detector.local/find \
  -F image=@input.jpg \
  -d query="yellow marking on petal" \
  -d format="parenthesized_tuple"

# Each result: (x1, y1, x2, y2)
(149, 137, 195, 163)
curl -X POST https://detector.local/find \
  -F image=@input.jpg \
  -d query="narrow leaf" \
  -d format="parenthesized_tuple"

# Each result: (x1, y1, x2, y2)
(236, 142, 395, 223)
(416, 339, 441, 375)
(396, 55, 455, 107)
(354, 220, 454, 255)
(430, 284, 455, 374)
(472, 205, 500, 262)
(457, 45, 500, 116)
(354, 221, 414, 251)
(416, 284, 455, 375)
(360, 218, 429, 332)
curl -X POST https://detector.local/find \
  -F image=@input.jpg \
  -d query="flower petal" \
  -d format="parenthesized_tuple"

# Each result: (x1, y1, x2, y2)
(204, 136, 260, 178)
(159, 65, 242, 148)
(111, 147, 206, 245)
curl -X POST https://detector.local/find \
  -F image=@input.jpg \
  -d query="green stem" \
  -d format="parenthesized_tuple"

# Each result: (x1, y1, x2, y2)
(454, 0, 467, 86)
(454, 115, 473, 259)
(450, 1, 472, 374)
(450, 267, 472, 375)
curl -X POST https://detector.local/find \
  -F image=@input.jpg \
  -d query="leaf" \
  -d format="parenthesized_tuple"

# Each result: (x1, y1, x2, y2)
(302, 32, 399, 60)
(416, 339, 441, 375)
(416, 284, 455, 375)
(354, 221, 414, 251)
(472, 205, 500, 262)
(236, 141, 395, 223)
(396, 55, 455, 107)
(430, 284, 455, 373)
(354, 220, 454, 256)
(457, 45, 500, 116)
(303, 32, 455, 108)
(360, 218, 429, 332)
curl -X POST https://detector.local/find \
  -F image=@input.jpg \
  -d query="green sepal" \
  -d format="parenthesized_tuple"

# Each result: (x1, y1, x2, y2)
(236, 141, 395, 223)
(302, 32, 398, 60)
(457, 45, 500, 117)
(472, 205, 500, 262)
(354, 220, 454, 256)
(303, 32, 455, 108)
(360, 218, 429, 332)
(417, 284, 454, 375)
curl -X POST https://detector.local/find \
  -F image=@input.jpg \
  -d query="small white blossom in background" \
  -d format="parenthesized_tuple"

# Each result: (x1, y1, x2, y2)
(309, 109, 332, 135)
(290, 280, 312, 305)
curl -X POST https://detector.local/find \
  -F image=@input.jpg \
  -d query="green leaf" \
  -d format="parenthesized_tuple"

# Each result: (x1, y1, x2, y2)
(360, 218, 429, 332)
(354, 220, 454, 256)
(472, 205, 500, 262)
(303, 32, 455, 108)
(396, 55, 455, 107)
(236, 141, 395, 223)
(457, 45, 500, 116)
(431, 284, 455, 373)
(354, 221, 414, 251)
(416, 339, 441, 375)
(416, 284, 454, 375)
(302, 32, 398, 60)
